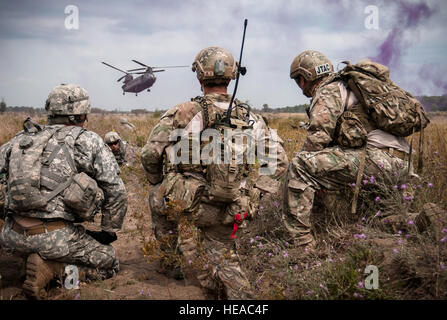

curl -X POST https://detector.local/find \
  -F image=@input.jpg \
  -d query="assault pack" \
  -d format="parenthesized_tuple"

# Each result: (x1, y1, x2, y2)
(192, 96, 253, 203)
(338, 59, 430, 138)
(6, 118, 103, 220)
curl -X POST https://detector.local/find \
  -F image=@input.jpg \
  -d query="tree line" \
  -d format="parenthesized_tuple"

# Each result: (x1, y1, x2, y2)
(1, 95, 446, 114)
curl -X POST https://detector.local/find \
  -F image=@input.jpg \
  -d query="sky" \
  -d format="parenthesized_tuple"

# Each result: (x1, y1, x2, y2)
(0, 0, 446, 111)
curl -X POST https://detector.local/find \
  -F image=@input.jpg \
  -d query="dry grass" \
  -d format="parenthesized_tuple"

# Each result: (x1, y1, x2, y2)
(1, 111, 446, 300)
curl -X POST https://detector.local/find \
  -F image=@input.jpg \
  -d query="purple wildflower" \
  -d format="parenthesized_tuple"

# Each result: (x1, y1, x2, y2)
(408, 220, 414, 225)
(442, 228, 447, 234)
(250, 238, 254, 244)
(306, 290, 314, 295)
(434, 151, 438, 155)
(393, 185, 398, 190)
(268, 252, 273, 257)
(257, 243, 263, 249)
(357, 281, 364, 288)
(259, 205, 264, 210)
(400, 184, 407, 190)
(294, 264, 299, 270)
(362, 179, 368, 185)
(370, 176, 375, 183)
(441, 237, 447, 243)
(393, 171, 398, 176)
(441, 263, 446, 271)
(375, 196, 381, 202)
(283, 251, 289, 258)
(139, 289, 144, 295)
(375, 211, 381, 217)
(75, 293, 81, 299)
(427, 182, 433, 188)
(393, 248, 399, 254)
(378, 162, 384, 168)
(351, 183, 356, 187)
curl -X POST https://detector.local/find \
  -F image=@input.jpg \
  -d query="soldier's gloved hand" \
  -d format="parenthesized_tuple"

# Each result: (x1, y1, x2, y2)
(86, 230, 117, 245)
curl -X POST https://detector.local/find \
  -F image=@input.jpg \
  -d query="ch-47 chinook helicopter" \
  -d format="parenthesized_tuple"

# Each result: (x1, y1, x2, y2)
(102, 60, 188, 96)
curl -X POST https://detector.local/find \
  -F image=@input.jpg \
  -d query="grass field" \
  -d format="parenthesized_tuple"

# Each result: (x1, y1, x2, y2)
(0, 111, 446, 299)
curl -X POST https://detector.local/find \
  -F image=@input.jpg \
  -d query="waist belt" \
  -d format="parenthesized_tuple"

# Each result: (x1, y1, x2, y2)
(379, 147, 407, 161)
(12, 219, 69, 236)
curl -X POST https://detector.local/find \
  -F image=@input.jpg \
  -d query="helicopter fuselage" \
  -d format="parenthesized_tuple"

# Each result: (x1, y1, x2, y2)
(122, 72, 157, 93)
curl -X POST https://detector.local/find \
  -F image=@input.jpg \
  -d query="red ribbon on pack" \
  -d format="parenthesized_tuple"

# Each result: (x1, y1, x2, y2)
(230, 211, 248, 239)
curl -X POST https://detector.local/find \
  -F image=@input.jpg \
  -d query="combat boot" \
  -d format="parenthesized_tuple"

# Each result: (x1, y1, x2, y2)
(22, 253, 65, 300)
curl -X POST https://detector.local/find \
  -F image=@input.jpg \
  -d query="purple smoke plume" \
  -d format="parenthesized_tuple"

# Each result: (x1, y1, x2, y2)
(419, 64, 447, 95)
(371, 0, 435, 68)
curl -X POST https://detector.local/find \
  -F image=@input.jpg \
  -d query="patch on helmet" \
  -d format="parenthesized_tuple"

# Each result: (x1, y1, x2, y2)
(315, 63, 330, 76)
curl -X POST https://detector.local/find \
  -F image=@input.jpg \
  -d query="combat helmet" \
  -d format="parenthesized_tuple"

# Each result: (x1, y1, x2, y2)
(192, 47, 237, 85)
(104, 131, 121, 145)
(45, 83, 90, 118)
(290, 50, 333, 82)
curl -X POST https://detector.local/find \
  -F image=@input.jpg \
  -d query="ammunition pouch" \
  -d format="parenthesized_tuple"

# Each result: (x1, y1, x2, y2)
(63, 172, 104, 221)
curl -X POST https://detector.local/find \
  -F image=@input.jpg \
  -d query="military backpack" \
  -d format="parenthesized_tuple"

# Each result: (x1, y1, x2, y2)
(6, 118, 103, 220)
(193, 96, 254, 203)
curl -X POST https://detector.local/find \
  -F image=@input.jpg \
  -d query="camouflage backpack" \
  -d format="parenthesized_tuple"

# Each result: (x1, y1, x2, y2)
(193, 96, 253, 203)
(6, 118, 103, 220)
(338, 59, 430, 137)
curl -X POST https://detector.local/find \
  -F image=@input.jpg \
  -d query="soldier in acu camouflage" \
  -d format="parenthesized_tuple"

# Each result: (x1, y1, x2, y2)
(283, 50, 410, 248)
(141, 46, 288, 299)
(104, 131, 128, 166)
(0, 84, 128, 299)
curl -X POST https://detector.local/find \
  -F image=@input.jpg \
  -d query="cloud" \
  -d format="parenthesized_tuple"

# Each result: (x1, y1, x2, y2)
(0, 0, 446, 110)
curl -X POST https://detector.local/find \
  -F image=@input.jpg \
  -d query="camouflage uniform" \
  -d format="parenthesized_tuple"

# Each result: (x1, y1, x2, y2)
(284, 51, 409, 245)
(105, 131, 129, 166)
(142, 91, 288, 299)
(0, 85, 127, 280)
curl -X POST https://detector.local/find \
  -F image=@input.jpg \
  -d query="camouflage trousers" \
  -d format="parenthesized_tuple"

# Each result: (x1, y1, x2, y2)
(283, 145, 408, 245)
(0, 216, 119, 280)
(149, 172, 254, 299)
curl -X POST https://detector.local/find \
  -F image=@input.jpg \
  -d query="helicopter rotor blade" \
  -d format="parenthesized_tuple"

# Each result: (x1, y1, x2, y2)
(132, 60, 150, 68)
(153, 69, 166, 73)
(117, 75, 127, 82)
(127, 67, 146, 72)
(153, 65, 189, 68)
(102, 62, 129, 74)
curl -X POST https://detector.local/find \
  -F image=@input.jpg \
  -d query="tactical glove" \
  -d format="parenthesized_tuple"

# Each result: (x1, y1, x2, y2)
(86, 230, 117, 245)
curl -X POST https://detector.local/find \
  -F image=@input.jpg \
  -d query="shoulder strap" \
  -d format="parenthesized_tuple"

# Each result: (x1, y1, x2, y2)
(192, 96, 211, 129)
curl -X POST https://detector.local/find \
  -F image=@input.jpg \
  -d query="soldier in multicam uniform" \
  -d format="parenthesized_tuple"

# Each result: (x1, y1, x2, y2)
(104, 131, 128, 166)
(0, 84, 128, 299)
(283, 50, 411, 248)
(141, 47, 288, 299)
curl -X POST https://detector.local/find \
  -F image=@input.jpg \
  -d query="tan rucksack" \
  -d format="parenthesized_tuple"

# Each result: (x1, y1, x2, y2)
(193, 96, 253, 203)
(339, 59, 430, 137)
